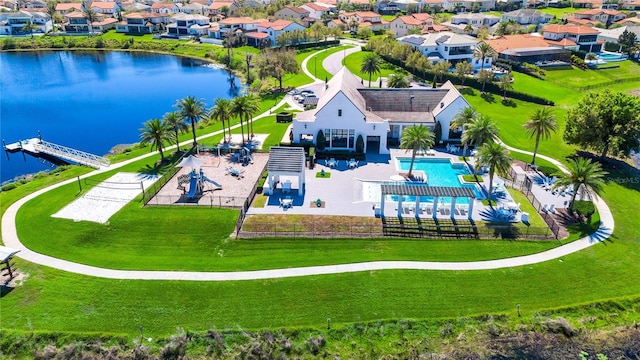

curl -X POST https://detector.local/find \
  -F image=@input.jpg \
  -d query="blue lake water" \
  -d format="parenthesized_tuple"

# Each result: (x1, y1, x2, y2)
(0, 51, 241, 183)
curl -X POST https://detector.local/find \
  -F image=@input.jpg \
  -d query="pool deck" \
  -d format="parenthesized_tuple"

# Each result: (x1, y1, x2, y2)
(248, 148, 530, 223)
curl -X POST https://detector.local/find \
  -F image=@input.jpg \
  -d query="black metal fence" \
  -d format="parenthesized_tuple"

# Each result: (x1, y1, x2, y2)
(239, 223, 384, 239)
(504, 175, 562, 240)
(142, 147, 195, 205)
(145, 194, 247, 208)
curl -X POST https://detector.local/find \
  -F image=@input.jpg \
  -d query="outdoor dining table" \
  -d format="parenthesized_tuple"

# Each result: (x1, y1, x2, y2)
(505, 202, 519, 211)
(327, 158, 338, 168)
(281, 198, 293, 208)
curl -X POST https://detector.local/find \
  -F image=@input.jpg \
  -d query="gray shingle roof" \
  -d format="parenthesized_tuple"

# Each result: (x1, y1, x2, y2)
(381, 184, 476, 198)
(267, 146, 305, 173)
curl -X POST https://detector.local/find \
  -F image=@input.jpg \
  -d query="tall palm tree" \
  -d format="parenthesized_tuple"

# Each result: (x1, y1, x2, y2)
(83, 8, 98, 35)
(231, 94, 259, 145)
(477, 69, 494, 93)
(522, 107, 557, 165)
(451, 107, 477, 158)
(360, 52, 381, 87)
(163, 111, 188, 152)
(552, 157, 607, 211)
(21, 19, 39, 38)
(497, 72, 513, 99)
(400, 125, 435, 178)
(245, 93, 260, 138)
(139, 118, 173, 162)
(176, 96, 206, 147)
(473, 42, 496, 71)
(477, 142, 512, 205)
(462, 114, 499, 150)
(210, 98, 233, 143)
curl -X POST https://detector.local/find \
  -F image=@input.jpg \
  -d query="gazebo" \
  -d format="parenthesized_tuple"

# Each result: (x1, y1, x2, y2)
(264, 147, 306, 196)
(380, 184, 476, 220)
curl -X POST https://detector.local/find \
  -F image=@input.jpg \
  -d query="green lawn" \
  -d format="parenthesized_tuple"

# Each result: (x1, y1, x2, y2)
(342, 51, 405, 84)
(506, 189, 547, 228)
(306, 45, 353, 81)
(538, 7, 580, 18)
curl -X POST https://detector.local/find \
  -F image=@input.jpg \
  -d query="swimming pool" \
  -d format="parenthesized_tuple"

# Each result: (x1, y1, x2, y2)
(597, 52, 628, 62)
(392, 158, 484, 202)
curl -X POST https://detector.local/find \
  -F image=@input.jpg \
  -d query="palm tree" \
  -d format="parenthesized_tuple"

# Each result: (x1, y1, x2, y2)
(210, 98, 233, 143)
(400, 125, 435, 178)
(477, 69, 494, 93)
(462, 114, 499, 150)
(139, 118, 173, 162)
(83, 8, 98, 35)
(176, 96, 206, 147)
(163, 111, 188, 152)
(522, 107, 557, 165)
(387, 73, 409, 88)
(473, 42, 496, 71)
(552, 157, 607, 211)
(21, 19, 39, 38)
(497, 72, 513, 99)
(454, 61, 473, 87)
(451, 107, 477, 158)
(477, 142, 512, 205)
(360, 52, 381, 87)
(432, 60, 452, 84)
(231, 94, 259, 145)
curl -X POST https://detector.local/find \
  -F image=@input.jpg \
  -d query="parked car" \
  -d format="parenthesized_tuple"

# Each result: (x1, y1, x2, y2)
(300, 90, 314, 95)
(288, 89, 300, 96)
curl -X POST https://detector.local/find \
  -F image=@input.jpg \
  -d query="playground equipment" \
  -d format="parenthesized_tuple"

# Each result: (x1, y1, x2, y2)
(178, 169, 222, 199)
(239, 147, 253, 166)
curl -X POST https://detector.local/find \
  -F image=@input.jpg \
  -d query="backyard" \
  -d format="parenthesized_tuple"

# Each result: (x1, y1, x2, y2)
(1, 47, 639, 341)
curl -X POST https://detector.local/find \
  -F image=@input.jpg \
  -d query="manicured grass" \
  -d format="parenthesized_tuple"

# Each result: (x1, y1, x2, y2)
(507, 189, 547, 228)
(315, 171, 331, 178)
(342, 51, 405, 84)
(101, 31, 154, 41)
(306, 45, 353, 81)
(538, 7, 580, 17)
(462, 174, 483, 182)
(544, 61, 640, 90)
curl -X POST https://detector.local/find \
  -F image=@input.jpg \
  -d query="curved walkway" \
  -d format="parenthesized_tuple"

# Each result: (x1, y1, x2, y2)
(0, 64, 614, 281)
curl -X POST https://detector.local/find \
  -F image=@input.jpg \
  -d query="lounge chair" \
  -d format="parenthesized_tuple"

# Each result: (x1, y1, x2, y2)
(282, 181, 291, 194)
(548, 204, 556, 214)
(541, 204, 548, 213)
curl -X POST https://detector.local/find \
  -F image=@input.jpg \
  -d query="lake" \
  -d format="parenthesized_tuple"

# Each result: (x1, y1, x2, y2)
(0, 51, 241, 183)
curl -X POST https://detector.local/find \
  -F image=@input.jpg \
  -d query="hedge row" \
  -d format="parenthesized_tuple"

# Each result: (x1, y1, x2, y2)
(380, 54, 555, 106)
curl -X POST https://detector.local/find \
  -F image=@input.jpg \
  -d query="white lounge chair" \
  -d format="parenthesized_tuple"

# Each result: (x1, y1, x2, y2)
(548, 204, 556, 214)
(541, 204, 548, 213)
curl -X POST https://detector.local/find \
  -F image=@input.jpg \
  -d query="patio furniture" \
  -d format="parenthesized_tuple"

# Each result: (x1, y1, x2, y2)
(548, 204, 556, 214)
(348, 159, 359, 169)
(426, 149, 436, 156)
(282, 180, 292, 194)
(541, 204, 548, 213)
(281, 196, 293, 208)
(226, 166, 244, 178)
(521, 212, 529, 223)
(328, 158, 338, 168)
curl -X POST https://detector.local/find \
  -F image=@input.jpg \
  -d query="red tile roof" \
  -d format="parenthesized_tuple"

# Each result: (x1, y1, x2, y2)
(90, 1, 116, 9)
(484, 34, 550, 53)
(395, 15, 423, 25)
(546, 38, 578, 47)
(150, 3, 175, 9)
(258, 19, 294, 30)
(281, 5, 309, 14)
(55, 3, 82, 11)
(543, 24, 599, 35)
(219, 16, 259, 25)
(245, 31, 269, 38)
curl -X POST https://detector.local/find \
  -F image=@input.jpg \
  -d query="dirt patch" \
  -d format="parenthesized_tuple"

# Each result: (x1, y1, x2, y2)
(242, 214, 383, 237)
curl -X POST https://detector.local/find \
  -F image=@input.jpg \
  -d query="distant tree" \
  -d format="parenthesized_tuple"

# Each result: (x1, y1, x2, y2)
(309, 21, 327, 41)
(349, 18, 359, 32)
(231, 94, 259, 145)
(245, 53, 253, 85)
(220, 5, 230, 16)
(476, 26, 490, 40)
(408, 26, 423, 35)
(400, 125, 435, 178)
(139, 118, 173, 161)
(463, 23, 474, 34)
(454, 61, 473, 87)
(387, 73, 410, 88)
(357, 26, 372, 39)
(477, 69, 494, 93)
(618, 29, 638, 56)
(497, 72, 513, 99)
(585, 52, 598, 61)
(360, 52, 382, 87)
(523, 107, 557, 165)
(255, 48, 299, 89)
(564, 90, 640, 159)
(477, 142, 512, 205)
(163, 111, 188, 151)
(473, 42, 496, 71)
(432, 60, 451, 83)
(176, 96, 207, 146)
(552, 157, 607, 211)
(451, 107, 477, 158)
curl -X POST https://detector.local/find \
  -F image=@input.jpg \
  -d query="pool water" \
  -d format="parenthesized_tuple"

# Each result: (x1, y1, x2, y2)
(597, 52, 627, 62)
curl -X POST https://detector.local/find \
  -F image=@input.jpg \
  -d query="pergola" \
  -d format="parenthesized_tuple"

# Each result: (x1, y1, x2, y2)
(380, 184, 476, 220)
(265, 146, 306, 196)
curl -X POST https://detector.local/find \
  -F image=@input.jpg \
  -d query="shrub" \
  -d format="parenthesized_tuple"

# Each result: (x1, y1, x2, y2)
(1, 183, 18, 191)
(572, 200, 595, 218)
(541, 317, 576, 337)
(316, 130, 325, 151)
(434, 121, 442, 144)
(355, 135, 364, 153)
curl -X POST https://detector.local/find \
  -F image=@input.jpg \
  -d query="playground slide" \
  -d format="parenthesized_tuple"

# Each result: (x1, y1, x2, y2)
(201, 175, 223, 188)
(186, 176, 198, 198)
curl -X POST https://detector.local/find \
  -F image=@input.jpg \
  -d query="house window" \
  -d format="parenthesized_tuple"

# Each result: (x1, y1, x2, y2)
(338, 109, 342, 116)
(330, 128, 354, 148)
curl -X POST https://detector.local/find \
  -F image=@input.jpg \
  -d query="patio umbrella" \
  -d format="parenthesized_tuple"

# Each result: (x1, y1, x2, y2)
(175, 155, 204, 170)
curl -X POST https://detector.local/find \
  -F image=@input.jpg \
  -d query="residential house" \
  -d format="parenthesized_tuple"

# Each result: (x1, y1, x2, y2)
(421, 0, 446, 11)
(300, 2, 334, 20)
(444, 13, 499, 34)
(620, 0, 640, 10)
(166, 12, 209, 37)
(390, 13, 434, 37)
(484, 33, 571, 64)
(21, 0, 45, 8)
(215, 16, 262, 38)
(55, 3, 83, 15)
(90, 1, 119, 15)
(337, 11, 389, 32)
(449, 0, 496, 12)
(398, 31, 489, 68)
(150, 2, 180, 14)
(208, 0, 233, 15)
(501, 9, 554, 25)
(63, 10, 100, 32)
(292, 68, 470, 154)
(596, 25, 640, 44)
(340, 0, 373, 10)
(179, 2, 208, 15)
(0, 10, 52, 35)
(542, 24, 601, 52)
(123, 2, 151, 12)
(274, 5, 309, 22)
(571, 0, 602, 8)
(257, 19, 305, 46)
(117, 11, 169, 33)
(91, 16, 117, 32)
(571, 9, 626, 27)
(613, 16, 640, 26)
